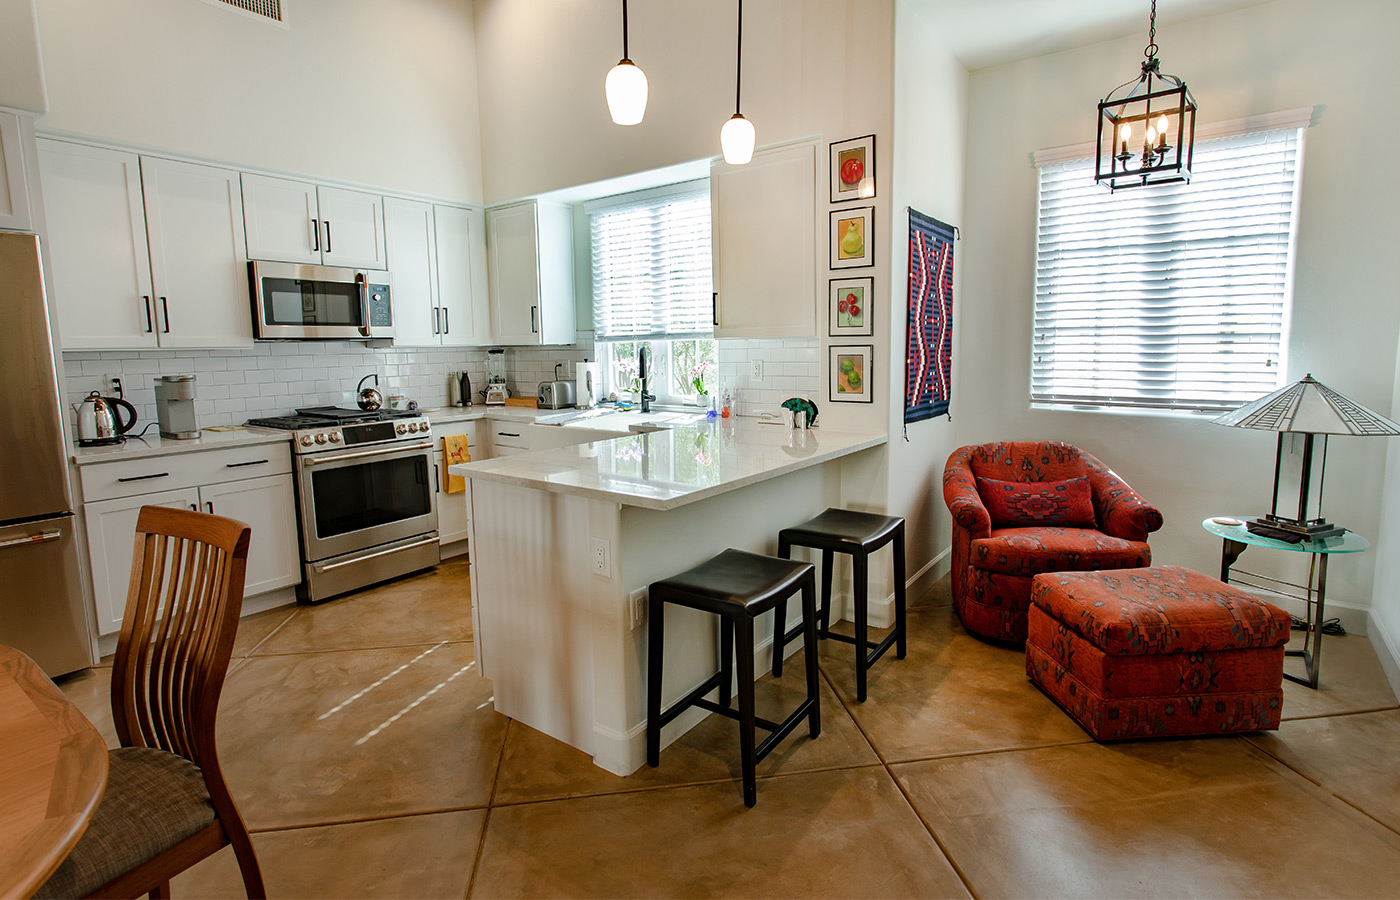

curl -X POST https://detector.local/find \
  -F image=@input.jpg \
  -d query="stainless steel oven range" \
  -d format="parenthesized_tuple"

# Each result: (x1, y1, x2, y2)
(247, 407, 439, 603)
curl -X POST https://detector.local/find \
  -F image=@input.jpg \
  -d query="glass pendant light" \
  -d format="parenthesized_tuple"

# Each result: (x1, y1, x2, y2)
(605, 0, 648, 126)
(720, 0, 755, 164)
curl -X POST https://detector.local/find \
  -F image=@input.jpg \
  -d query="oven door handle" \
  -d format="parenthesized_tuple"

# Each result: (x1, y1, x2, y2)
(313, 537, 440, 573)
(303, 441, 433, 465)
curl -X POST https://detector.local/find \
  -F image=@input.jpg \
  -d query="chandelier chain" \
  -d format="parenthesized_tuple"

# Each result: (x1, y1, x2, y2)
(1144, 0, 1159, 60)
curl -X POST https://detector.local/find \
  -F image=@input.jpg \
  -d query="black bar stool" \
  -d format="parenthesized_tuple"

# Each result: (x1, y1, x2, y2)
(773, 509, 906, 702)
(646, 549, 821, 807)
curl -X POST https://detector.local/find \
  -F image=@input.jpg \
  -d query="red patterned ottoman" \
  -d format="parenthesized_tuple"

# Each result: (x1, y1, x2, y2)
(1026, 565, 1291, 740)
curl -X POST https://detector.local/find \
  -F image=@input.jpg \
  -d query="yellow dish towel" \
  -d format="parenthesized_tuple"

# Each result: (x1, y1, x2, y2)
(443, 434, 470, 493)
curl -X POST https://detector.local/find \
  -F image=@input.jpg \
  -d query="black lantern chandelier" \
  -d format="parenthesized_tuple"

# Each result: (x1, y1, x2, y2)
(1095, 0, 1196, 191)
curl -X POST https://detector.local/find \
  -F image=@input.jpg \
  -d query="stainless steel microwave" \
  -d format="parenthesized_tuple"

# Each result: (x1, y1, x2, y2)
(249, 260, 394, 340)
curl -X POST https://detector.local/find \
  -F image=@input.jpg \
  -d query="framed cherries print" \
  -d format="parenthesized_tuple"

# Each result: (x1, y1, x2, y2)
(829, 134, 875, 202)
(829, 277, 873, 337)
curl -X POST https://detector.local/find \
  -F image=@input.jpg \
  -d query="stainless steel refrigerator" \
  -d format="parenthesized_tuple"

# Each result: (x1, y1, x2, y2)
(0, 231, 94, 676)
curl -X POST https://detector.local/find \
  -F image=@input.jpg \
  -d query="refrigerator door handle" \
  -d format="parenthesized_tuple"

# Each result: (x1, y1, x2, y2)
(0, 531, 61, 550)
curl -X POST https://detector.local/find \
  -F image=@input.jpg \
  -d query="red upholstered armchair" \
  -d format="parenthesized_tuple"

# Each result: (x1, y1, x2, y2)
(943, 441, 1164, 643)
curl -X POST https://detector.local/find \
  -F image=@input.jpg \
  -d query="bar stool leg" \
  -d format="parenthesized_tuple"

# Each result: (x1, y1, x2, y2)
(854, 551, 869, 702)
(646, 595, 665, 767)
(773, 535, 793, 678)
(819, 549, 834, 637)
(735, 615, 758, 808)
(801, 576, 821, 738)
(719, 617, 734, 707)
(893, 525, 907, 660)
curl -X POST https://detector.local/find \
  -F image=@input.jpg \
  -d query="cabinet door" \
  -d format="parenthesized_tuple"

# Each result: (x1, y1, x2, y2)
(487, 202, 543, 345)
(317, 185, 386, 270)
(0, 112, 33, 232)
(241, 172, 320, 264)
(141, 157, 253, 348)
(433, 424, 477, 546)
(435, 204, 490, 347)
(534, 201, 577, 345)
(38, 140, 157, 350)
(83, 487, 200, 635)
(199, 474, 301, 597)
(384, 197, 439, 346)
(711, 142, 817, 338)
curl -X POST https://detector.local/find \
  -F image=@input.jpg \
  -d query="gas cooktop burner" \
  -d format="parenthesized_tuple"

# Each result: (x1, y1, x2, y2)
(247, 407, 419, 430)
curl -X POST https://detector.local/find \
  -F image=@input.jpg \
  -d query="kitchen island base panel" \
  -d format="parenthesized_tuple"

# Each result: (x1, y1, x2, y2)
(466, 463, 841, 776)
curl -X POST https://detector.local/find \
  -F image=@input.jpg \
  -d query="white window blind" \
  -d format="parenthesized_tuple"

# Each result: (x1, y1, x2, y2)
(1032, 127, 1303, 412)
(587, 179, 713, 341)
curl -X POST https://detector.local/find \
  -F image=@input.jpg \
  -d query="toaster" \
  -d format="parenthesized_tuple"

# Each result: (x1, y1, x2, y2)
(537, 380, 576, 409)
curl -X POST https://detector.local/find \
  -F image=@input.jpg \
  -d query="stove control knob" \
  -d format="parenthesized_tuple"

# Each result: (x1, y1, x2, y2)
(409, 422, 421, 433)
(314, 433, 327, 444)
(299, 435, 313, 447)
(329, 432, 341, 443)
(396, 424, 408, 435)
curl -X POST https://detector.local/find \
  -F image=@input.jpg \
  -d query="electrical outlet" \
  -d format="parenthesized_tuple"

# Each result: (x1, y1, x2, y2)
(591, 537, 611, 577)
(750, 359, 764, 381)
(103, 374, 125, 397)
(629, 588, 648, 629)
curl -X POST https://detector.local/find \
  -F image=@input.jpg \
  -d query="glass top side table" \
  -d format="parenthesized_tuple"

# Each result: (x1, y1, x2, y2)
(1201, 517, 1370, 689)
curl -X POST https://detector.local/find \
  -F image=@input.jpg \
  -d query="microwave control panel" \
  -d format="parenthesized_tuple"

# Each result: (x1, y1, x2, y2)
(368, 283, 392, 327)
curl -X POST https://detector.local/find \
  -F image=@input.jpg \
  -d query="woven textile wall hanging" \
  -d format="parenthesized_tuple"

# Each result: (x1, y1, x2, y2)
(905, 208, 955, 423)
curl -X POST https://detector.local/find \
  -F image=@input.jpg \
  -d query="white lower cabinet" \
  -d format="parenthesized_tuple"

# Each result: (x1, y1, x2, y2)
(433, 422, 480, 548)
(80, 444, 300, 635)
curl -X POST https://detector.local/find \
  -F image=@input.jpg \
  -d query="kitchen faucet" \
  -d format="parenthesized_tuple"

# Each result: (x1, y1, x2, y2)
(637, 345, 656, 413)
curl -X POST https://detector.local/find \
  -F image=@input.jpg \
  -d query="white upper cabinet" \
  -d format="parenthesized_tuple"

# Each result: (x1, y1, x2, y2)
(711, 142, 818, 338)
(0, 112, 33, 232)
(384, 197, 440, 346)
(487, 200, 575, 345)
(434, 204, 489, 346)
(38, 140, 157, 350)
(242, 173, 386, 270)
(140, 157, 253, 348)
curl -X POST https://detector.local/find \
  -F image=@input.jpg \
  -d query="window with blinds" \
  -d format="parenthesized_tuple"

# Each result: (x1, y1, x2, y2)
(587, 179, 713, 341)
(1032, 126, 1304, 412)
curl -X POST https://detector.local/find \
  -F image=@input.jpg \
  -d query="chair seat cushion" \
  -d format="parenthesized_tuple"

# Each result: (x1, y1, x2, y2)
(971, 527, 1150, 576)
(1030, 565, 1292, 657)
(35, 746, 216, 900)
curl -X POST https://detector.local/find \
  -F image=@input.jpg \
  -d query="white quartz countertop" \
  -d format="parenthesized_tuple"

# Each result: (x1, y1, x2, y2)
(70, 427, 292, 466)
(449, 419, 886, 511)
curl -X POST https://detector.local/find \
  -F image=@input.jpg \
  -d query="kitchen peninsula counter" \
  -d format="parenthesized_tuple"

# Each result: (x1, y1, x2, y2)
(449, 418, 886, 776)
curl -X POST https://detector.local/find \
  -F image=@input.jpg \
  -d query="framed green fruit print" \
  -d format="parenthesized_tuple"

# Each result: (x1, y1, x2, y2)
(830, 134, 876, 202)
(830, 344, 874, 403)
(830, 206, 874, 269)
(829, 277, 874, 337)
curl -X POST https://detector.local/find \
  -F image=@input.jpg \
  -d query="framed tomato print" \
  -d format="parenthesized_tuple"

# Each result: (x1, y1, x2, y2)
(830, 134, 876, 202)
(829, 277, 873, 337)
(829, 344, 874, 403)
(830, 207, 874, 269)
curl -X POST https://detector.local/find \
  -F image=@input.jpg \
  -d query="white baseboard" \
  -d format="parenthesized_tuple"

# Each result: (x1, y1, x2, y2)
(1367, 609, 1400, 702)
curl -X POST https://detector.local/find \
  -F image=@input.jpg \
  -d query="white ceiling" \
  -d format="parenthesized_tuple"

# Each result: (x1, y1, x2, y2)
(903, 0, 1277, 70)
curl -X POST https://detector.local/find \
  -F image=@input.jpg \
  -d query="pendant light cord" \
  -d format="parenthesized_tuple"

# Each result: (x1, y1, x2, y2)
(621, 0, 629, 60)
(735, 0, 743, 115)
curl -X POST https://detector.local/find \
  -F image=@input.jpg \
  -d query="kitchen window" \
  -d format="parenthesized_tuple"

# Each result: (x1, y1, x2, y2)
(1031, 115, 1308, 413)
(587, 180, 716, 405)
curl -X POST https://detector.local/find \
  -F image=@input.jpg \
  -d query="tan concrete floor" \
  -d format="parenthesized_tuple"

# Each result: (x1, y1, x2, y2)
(57, 557, 1400, 898)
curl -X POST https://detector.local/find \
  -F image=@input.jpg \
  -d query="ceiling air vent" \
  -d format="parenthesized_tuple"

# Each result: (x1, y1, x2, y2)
(209, 0, 284, 24)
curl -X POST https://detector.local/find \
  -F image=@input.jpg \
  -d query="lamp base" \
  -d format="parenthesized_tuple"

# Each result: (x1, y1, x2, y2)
(1251, 514, 1346, 540)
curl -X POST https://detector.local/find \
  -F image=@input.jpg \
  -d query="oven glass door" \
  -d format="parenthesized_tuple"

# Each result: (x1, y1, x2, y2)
(260, 277, 365, 329)
(298, 445, 437, 561)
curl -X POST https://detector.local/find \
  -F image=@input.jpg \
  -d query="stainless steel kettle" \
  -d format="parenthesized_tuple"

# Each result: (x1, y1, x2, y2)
(356, 374, 383, 411)
(75, 391, 139, 446)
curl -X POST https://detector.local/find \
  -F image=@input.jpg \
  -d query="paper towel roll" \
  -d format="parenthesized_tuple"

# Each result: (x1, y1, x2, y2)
(575, 362, 600, 408)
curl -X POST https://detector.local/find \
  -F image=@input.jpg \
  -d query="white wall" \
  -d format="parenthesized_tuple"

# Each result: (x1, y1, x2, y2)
(958, 0, 1400, 627)
(1368, 339, 1400, 694)
(33, 0, 485, 202)
(0, 0, 47, 113)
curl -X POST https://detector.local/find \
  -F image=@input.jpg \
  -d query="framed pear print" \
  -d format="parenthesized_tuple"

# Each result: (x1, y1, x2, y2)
(829, 277, 873, 337)
(830, 207, 874, 269)
(829, 345, 874, 403)
(830, 134, 876, 202)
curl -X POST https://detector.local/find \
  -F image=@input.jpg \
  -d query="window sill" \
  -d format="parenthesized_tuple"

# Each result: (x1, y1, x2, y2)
(1030, 402, 1228, 422)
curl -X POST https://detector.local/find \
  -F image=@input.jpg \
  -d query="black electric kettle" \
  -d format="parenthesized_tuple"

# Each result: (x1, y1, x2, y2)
(75, 391, 139, 446)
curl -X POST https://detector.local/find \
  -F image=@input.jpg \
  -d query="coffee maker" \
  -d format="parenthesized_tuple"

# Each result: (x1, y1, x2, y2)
(154, 374, 199, 439)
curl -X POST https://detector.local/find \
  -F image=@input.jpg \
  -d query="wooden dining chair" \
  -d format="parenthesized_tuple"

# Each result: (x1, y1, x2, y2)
(35, 506, 265, 899)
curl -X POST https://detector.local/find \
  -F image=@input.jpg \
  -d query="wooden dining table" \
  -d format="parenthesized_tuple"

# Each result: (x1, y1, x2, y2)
(0, 646, 108, 899)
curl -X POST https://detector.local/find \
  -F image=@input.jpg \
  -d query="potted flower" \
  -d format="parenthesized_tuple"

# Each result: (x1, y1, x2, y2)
(690, 361, 714, 408)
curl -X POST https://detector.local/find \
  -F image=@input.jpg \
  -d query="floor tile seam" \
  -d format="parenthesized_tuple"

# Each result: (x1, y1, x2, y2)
(883, 762, 980, 900)
(244, 803, 490, 834)
(468, 721, 511, 900)
(242, 638, 476, 660)
(1243, 733, 1400, 836)
(813, 661, 889, 765)
(1280, 703, 1400, 722)
(1240, 734, 1324, 788)
(233, 607, 299, 659)
(1332, 793, 1400, 839)
(1232, 739, 1400, 837)
(880, 736, 1096, 768)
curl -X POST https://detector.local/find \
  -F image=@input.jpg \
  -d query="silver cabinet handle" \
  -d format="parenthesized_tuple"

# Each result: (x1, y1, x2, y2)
(303, 441, 432, 465)
(0, 531, 61, 550)
(314, 537, 438, 573)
